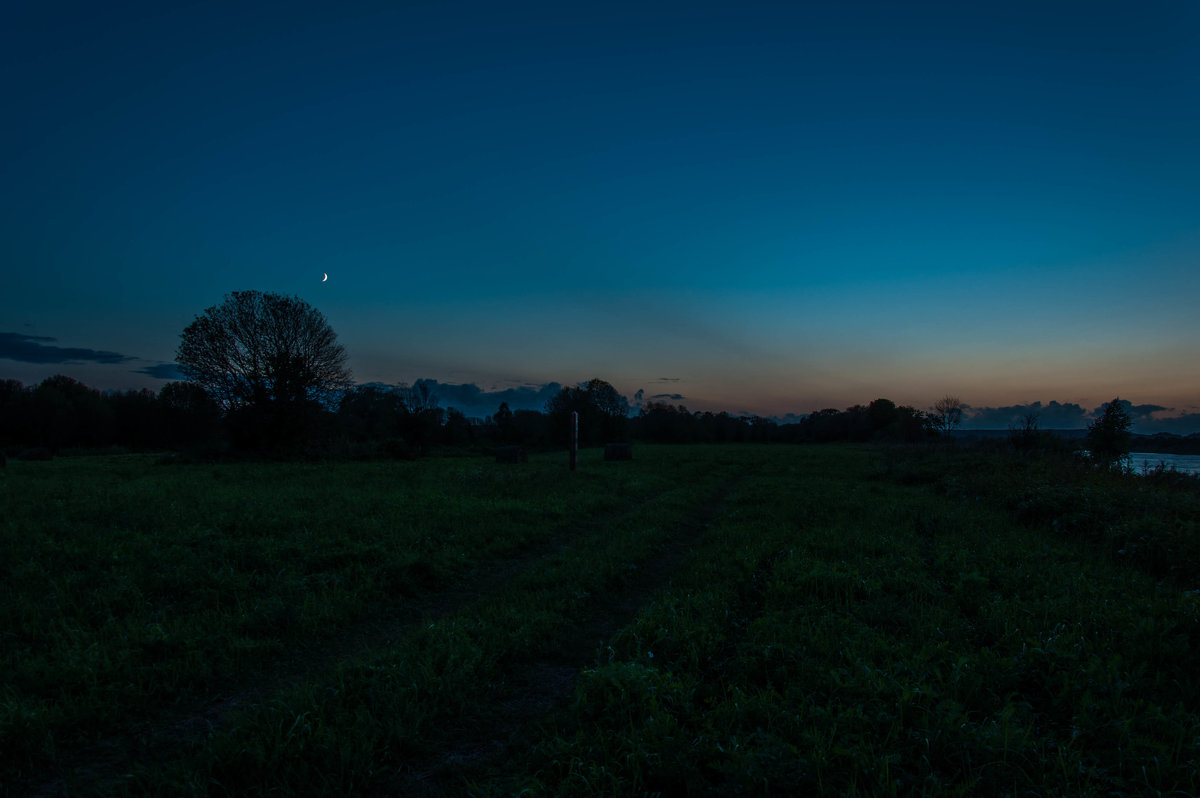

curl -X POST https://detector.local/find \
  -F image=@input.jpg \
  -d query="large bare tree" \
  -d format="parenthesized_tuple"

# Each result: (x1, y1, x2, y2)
(932, 395, 965, 434)
(177, 291, 351, 412)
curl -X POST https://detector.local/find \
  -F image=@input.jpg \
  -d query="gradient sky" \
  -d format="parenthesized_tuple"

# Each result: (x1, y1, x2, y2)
(3, 1, 1199, 429)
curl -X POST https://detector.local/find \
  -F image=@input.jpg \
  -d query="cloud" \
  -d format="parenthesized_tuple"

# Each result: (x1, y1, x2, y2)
(650, 393, 685, 401)
(1086, 401, 1200, 434)
(1136, 412, 1200, 435)
(1106, 401, 1167, 421)
(959, 400, 1200, 434)
(962, 400, 1090, 429)
(774, 413, 807, 424)
(655, 377, 681, 383)
(361, 379, 565, 418)
(135, 363, 184, 380)
(0, 332, 133, 364)
(634, 389, 645, 402)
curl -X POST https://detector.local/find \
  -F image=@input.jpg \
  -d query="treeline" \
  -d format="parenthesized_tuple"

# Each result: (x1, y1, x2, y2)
(0, 376, 221, 452)
(634, 397, 937, 444)
(0, 374, 942, 457)
(1130, 432, 1200, 455)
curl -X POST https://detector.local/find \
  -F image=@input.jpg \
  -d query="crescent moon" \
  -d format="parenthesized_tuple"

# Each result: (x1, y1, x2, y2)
(321, 273, 328, 282)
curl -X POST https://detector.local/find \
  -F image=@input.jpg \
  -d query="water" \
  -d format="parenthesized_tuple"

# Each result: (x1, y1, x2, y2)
(1125, 452, 1200, 476)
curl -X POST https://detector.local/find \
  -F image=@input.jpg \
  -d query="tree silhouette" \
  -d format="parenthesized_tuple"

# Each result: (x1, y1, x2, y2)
(932, 395, 964, 435)
(30, 375, 114, 449)
(177, 291, 350, 449)
(0, 379, 31, 447)
(1086, 398, 1133, 468)
(493, 401, 515, 442)
(867, 398, 898, 435)
(583, 378, 628, 420)
(400, 382, 444, 453)
(158, 381, 222, 447)
(337, 385, 405, 441)
(545, 378, 629, 445)
(178, 291, 350, 411)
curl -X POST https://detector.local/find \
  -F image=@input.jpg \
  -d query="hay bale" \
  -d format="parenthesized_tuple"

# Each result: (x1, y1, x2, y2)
(496, 445, 527, 464)
(604, 442, 633, 461)
(18, 447, 52, 461)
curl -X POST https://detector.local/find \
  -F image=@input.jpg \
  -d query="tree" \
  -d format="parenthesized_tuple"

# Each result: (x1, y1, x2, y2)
(493, 401, 515, 442)
(0, 380, 32, 447)
(895, 405, 937, 442)
(177, 291, 351, 411)
(159, 381, 222, 447)
(177, 291, 350, 449)
(932, 395, 965, 435)
(110, 388, 164, 448)
(441, 407, 473, 445)
(1086, 398, 1133, 468)
(634, 402, 698, 443)
(337, 385, 406, 442)
(400, 381, 444, 452)
(30, 375, 114, 449)
(583, 378, 628, 420)
(545, 378, 629, 445)
(867, 398, 898, 435)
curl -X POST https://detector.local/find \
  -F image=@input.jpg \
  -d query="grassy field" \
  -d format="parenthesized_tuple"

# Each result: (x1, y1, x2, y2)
(1, 444, 1197, 796)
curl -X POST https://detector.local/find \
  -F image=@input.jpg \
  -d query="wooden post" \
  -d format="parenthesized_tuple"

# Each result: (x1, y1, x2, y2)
(569, 410, 578, 471)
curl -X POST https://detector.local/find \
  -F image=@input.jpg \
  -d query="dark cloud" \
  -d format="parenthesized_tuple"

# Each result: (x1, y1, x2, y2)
(362, 379, 564, 418)
(774, 413, 807, 425)
(0, 332, 133, 364)
(635, 385, 687, 405)
(414, 379, 483, 408)
(1104, 403, 1200, 435)
(135, 363, 184, 380)
(960, 400, 1200, 433)
(962, 400, 1090, 429)
(655, 377, 681, 383)
(1083, 401, 1200, 433)
(1136, 412, 1200, 435)
(1106, 401, 1168, 421)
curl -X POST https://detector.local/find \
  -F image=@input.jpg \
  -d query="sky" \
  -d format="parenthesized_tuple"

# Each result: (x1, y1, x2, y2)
(3, 1, 1199, 431)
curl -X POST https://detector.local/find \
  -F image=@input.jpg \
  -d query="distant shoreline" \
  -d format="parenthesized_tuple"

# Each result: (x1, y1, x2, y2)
(952, 428, 1200, 455)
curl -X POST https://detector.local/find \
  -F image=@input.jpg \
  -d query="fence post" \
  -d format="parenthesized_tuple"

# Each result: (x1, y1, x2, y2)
(569, 411, 578, 471)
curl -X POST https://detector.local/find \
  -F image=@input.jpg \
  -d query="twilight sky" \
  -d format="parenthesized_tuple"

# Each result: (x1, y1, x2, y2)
(3, 2, 1199, 430)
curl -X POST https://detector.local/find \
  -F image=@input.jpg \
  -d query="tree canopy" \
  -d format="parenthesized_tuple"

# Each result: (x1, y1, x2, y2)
(1086, 398, 1133, 468)
(177, 291, 351, 412)
(545, 378, 630, 445)
(932, 395, 965, 434)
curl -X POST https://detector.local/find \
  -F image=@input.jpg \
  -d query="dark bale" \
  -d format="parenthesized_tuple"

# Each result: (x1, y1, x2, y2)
(604, 442, 633, 461)
(496, 445, 528, 464)
(18, 447, 53, 461)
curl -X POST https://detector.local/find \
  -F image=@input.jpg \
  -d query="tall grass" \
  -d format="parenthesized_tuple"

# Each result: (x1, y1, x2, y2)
(482, 445, 1200, 796)
(2, 444, 1197, 796)
(1, 449, 698, 787)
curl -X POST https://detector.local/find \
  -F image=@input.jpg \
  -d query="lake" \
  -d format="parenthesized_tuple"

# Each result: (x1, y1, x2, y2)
(1126, 451, 1200, 476)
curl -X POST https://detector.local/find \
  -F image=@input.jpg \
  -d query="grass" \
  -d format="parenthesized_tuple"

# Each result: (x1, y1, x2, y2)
(1, 444, 1197, 796)
(485, 447, 1199, 796)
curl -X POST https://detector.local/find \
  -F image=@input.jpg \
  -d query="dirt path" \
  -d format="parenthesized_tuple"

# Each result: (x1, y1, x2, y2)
(373, 478, 742, 796)
(25, 486, 686, 798)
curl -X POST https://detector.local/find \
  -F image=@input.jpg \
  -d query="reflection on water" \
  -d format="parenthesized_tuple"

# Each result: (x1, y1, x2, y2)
(1126, 452, 1200, 476)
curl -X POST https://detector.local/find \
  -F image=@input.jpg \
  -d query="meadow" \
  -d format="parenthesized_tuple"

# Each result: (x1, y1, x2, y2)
(1, 444, 1197, 796)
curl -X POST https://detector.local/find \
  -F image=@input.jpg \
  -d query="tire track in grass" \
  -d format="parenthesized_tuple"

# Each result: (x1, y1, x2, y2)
(376, 474, 746, 797)
(459, 462, 851, 796)
(24, 481, 686, 798)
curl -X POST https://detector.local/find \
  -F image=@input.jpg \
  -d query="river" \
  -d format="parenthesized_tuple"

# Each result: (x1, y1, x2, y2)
(1126, 452, 1200, 476)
